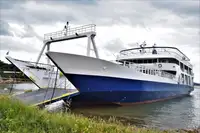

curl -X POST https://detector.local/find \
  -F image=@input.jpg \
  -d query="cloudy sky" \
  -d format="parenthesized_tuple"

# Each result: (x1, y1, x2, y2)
(0, 0, 200, 82)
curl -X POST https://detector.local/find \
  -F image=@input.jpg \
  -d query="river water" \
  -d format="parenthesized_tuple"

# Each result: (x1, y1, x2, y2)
(0, 83, 199, 129)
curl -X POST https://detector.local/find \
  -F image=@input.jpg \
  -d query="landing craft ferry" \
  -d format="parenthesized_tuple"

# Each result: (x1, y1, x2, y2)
(47, 41, 194, 105)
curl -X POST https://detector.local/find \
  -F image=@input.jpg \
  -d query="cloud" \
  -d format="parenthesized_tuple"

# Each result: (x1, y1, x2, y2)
(0, 0, 199, 82)
(0, 36, 39, 53)
(103, 38, 127, 53)
(0, 0, 198, 29)
(150, 1, 200, 17)
(0, 20, 12, 36)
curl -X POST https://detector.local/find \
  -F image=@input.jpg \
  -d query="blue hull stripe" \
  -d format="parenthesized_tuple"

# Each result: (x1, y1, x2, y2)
(66, 74, 193, 104)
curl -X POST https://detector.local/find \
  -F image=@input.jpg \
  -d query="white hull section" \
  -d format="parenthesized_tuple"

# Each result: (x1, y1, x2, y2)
(6, 56, 74, 89)
(46, 52, 178, 84)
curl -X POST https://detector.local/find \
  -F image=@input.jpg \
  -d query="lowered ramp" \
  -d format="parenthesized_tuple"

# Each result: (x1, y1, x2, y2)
(14, 89, 79, 107)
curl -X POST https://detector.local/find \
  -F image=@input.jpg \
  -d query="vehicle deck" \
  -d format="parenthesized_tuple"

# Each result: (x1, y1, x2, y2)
(13, 88, 79, 107)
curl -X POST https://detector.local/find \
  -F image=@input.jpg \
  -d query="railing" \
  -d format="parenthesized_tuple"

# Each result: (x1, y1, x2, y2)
(44, 24, 96, 41)
(118, 48, 192, 67)
(14, 58, 55, 70)
(122, 61, 176, 80)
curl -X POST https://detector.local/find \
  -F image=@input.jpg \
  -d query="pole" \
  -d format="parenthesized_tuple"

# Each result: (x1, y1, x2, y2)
(36, 43, 47, 65)
(87, 35, 91, 56)
(47, 43, 50, 65)
(91, 35, 99, 58)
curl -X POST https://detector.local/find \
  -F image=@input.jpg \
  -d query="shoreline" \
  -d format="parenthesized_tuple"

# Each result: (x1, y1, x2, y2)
(1, 95, 199, 133)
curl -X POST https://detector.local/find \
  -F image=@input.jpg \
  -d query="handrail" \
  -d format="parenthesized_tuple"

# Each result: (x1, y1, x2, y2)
(122, 61, 176, 80)
(118, 49, 192, 67)
(14, 58, 55, 68)
(44, 24, 96, 41)
(120, 46, 190, 61)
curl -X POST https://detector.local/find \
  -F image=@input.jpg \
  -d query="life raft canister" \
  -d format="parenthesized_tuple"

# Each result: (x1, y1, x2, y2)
(158, 64, 162, 68)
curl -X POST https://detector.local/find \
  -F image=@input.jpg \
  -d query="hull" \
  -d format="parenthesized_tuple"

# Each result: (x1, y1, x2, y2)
(46, 52, 194, 105)
(5, 56, 72, 89)
(67, 74, 193, 105)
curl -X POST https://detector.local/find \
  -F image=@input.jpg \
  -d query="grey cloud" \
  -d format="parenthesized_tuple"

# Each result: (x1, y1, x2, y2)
(150, 1, 200, 17)
(0, 0, 198, 36)
(0, 36, 39, 53)
(0, 20, 12, 36)
(22, 24, 43, 40)
(103, 38, 128, 53)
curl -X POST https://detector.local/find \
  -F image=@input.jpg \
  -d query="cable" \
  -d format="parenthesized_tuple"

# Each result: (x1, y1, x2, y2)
(50, 68, 58, 102)
(42, 67, 53, 105)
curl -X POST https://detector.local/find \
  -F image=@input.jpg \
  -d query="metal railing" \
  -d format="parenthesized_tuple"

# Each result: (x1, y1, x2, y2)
(122, 61, 175, 80)
(44, 24, 96, 41)
(118, 47, 192, 67)
(14, 58, 55, 71)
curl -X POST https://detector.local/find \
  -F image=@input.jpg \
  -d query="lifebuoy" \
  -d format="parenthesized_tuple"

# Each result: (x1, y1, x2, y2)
(158, 64, 162, 68)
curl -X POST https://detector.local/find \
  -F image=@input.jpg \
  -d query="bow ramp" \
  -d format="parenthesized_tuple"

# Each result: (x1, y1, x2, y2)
(13, 88, 79, 107)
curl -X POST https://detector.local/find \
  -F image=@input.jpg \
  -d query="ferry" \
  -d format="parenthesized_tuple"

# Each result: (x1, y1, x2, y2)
(46, 42, 194, 105)
(5, 56, 70, 89)
(6, 22, 193, 105)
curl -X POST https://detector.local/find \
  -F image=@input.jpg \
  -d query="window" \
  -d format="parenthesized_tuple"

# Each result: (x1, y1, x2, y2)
(163, 70, 176, 75)
(153, 59, 157, 63)
(138, 60, 142, 64)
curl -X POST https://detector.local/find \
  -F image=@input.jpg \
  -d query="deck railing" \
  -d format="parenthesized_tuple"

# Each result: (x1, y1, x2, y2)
(122, 61, 175, 80)
(44, 24, 96, 41)
(118, 47, 192, 67)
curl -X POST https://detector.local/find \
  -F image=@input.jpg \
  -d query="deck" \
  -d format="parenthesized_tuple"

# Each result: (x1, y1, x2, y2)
(13, 88, 79, 107)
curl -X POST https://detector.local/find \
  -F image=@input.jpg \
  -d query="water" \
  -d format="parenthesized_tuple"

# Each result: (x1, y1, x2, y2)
(0, 83, 38, 94)
(0, 83, 199, 129)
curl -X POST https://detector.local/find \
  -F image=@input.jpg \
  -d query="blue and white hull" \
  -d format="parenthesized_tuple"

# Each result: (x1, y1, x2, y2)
(66, 74, 192, 105)
(46, 52, 194, 105)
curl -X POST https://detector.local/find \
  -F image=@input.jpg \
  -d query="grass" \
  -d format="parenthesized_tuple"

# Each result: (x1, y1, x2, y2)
(0, 95, 197, 133)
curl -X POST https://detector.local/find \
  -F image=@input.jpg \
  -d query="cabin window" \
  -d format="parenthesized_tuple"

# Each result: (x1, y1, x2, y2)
(153, 59, 157, 63)
(125, 58, 178, 65)
(189, 68, 192, 75)
(150, 60, 153, 63)
(163, 70, 176, 75)
(168, 58, 179, 65)
(143, 70, 145, 74)
(180, 63, 184, 71)
(138, 60, 142, 63)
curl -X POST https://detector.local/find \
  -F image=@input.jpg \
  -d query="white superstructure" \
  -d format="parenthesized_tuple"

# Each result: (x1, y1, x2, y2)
(116, 42, 194, 87)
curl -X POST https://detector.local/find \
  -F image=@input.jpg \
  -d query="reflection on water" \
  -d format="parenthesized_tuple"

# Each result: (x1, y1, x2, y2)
(0, 83, 199, 129)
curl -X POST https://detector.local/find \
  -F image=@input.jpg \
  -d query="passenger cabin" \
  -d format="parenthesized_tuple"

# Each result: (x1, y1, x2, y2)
(117, 46, 193, 86)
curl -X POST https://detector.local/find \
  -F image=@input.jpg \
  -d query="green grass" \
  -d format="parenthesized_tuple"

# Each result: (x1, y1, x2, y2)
(0, 95, 196, 133)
